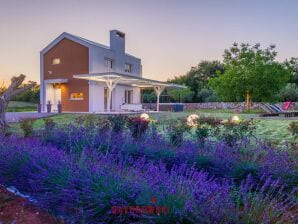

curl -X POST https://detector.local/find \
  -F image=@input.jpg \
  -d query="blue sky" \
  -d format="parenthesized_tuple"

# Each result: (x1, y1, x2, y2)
(0, 0, 297, 84)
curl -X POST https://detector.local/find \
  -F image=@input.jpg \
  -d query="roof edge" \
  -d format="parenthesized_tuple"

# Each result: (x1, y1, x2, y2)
(40, 32, 91, 54)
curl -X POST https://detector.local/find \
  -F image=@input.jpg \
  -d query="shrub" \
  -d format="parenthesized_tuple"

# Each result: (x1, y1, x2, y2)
(198, 116, 222, 127)
(195, 125, 210, 145)
(108, 115, 127, 133)
(219, 119, 257, 146)
(234, 175, 298, 223)
(95, 117, 111, 132)
(165, 118, 190, 146)
(19, 118, 35, 137)
(279, 83, 298, 101)
(74, 115, 85, 126)
(127, 117, 150, 139)
(230, 162, 260, 183)
(41, 122, 296, 188)
(288, 121, 298, 136)
(43, 117, 56, 130)
(83, 114, 98, 128)
(0, 136, 297, 223)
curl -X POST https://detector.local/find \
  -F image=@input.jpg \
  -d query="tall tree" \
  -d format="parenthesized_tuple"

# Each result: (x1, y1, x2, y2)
(285, 57, 298, 84)
(168, 60, 224, 102)
(209, 43, 291, 110)
(0, 74, 36, 133)
(167, 88, 194, 103)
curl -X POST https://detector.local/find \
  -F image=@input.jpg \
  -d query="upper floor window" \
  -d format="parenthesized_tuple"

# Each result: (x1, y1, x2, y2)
(125, 63, 132, 73)
(52, 58, 61, 65)
(105, 58, 114, 69)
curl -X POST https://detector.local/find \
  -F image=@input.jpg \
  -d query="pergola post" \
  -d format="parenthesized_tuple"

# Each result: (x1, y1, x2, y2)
(153, 85, 165, 112)
(105, 78, 120, 112)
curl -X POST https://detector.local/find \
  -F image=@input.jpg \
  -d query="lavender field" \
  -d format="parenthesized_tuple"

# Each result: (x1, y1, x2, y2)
(0, 115, 297, 223)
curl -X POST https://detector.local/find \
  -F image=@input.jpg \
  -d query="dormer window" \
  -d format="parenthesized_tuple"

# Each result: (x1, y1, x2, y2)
(125, 63, 132, 73)
(105, 58, 114, 69)
(52, 58, 60, 65)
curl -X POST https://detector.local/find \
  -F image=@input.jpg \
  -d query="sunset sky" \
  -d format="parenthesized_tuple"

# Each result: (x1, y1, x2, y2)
(0, 0, 298, 84)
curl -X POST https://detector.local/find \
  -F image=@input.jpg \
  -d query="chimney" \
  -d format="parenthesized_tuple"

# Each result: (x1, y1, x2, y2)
(110, 30, 125, 53)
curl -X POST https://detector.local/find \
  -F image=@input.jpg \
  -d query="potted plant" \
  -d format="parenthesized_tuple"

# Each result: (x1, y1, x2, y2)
(37, 102, 42, 113)
(57, 101, 62, 114)
(46, 101, 52, 113)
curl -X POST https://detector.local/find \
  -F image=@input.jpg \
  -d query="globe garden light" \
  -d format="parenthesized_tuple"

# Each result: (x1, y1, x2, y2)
(140, 113, 150, 120)
(187, 114, 199, 127)
(231, 115, 240, 123)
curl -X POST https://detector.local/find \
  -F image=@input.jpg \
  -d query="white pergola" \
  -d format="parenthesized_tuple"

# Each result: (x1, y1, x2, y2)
(73, 72, 185, 112)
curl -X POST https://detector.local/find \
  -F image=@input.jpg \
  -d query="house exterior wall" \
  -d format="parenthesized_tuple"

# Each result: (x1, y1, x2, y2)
(43, 38, 89, 112)
(89, 82, 141, 112)
(88, 31, 141, 76)
(41, 31, 142, 112)
(113, 85, 141, 111)
(88, 31, 142, 111)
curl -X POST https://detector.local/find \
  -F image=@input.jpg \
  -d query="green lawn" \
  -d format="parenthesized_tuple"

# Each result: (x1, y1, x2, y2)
(8, 110, 297, 145)
(7, 101, 36, 112)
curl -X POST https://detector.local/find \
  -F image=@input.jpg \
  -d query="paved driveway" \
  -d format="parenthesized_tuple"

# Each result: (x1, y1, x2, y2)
(5, 112, 53, 123)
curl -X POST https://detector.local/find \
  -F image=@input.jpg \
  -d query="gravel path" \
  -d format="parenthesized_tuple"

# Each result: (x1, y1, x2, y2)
(5, 112, 53, 123)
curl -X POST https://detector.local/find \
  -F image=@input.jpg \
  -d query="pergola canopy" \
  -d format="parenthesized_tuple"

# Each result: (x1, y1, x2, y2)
(73, 72, 186, 112)
(73, 72, 185, 89)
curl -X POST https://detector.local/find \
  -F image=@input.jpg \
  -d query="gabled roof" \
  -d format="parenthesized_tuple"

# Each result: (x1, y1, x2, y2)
(40, 32, 109, 54)
(63, 32, 110, 49)
(40, 32, 140, 60)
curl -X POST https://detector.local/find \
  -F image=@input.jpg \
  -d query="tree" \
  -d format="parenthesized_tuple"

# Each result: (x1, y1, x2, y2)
(209, 43, 291, 110)
(197, 87, 218, 102)
(167, 88, 194, 103)
(11, 84, 40, 103)
(168, 60, 224, 102)
(142, 90, 156, 103)
(279, 83, 298, 101)
(0, 82, 6, 95)
(0, 74, 36, 133)
(284, 57, 298, 85)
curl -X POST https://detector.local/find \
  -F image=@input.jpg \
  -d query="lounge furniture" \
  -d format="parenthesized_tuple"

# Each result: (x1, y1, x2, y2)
(260, 103, 298, 117)
(120, 104, 144, 111)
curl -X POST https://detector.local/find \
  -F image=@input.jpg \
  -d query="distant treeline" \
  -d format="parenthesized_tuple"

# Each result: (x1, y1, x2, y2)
(0, 84, 40, 104)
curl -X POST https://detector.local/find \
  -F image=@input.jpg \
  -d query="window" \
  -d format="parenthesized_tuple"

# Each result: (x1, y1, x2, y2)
(125, 63, 132, 73)
(124, 90, 133, 104)
(70, 92, 84, 100)
(104, 58, 113, 69)
(104, 87, 112, 110)
(52, 58, 61, 65)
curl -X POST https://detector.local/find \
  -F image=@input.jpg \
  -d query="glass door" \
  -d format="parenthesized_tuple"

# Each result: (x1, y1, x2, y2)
(104, 88, 112, 111)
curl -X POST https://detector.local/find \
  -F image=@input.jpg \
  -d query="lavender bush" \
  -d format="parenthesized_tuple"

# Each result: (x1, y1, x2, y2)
(0, 115, 297, 223)
(0, 134, 297, 223)
(41, 123, 297, 188)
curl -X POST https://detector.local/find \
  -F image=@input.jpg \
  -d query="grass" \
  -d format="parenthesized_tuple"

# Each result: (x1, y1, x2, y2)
(8, 109, 298, 145)
(7, 101, 36, 112)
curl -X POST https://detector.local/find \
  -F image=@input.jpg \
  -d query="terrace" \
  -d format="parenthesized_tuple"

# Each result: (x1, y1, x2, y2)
(73, 72, 185, 112)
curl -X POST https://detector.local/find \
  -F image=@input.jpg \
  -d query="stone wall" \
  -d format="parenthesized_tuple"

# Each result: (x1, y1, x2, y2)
(142, 102, 298, 111)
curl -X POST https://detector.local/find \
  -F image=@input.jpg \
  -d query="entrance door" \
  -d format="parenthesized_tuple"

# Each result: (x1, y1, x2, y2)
(53, 87, 61, 111)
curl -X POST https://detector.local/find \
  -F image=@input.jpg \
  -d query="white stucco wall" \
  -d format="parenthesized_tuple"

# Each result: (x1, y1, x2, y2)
(88, 30, 142, 112)
(89, 82, 141, 112)
(89, 81, 104, 112)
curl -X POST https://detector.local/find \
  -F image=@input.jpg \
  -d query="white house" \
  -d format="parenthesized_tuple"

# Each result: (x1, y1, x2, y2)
(40, 30, 183, 112)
